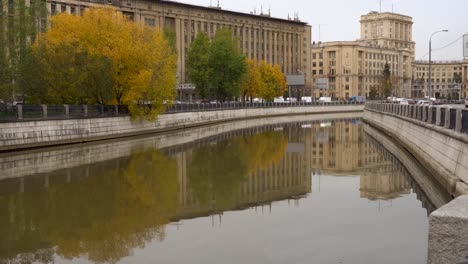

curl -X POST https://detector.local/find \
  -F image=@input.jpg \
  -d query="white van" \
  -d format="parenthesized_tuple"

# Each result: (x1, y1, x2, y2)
(274, 97, 285, 103)
(318, 97, 332, 103)
(301, 97, 312, 103)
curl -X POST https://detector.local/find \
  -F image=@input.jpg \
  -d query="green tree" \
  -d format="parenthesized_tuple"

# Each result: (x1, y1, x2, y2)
(208, 28, 246, 101)
(188, 29, 247, 101)
(23, 41, 114, 104)
(0, 0, 46, 102)
(380, 62, 392, 98)
(369, 86, 378, 100)
(187, 32, 211, 99)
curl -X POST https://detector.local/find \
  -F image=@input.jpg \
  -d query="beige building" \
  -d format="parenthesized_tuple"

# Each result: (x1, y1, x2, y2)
(32, 0, 312, 97)
(412, 60, 468, 99)
(311, 12, 414, 99)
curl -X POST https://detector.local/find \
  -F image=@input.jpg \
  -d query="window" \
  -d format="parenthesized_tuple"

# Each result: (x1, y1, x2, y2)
(144, 18, 156, 27)
(51, 2, 57, 14)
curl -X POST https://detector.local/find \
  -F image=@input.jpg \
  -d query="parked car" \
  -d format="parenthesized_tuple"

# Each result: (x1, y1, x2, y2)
(349, 96, 366, 103)
(416, 100, 429, 105)
(432, 99, 442, 105)
(465, 97, 468, 108)
(407, 99, 415, 105)
(399, 99, 409, 105)
(318, 97, 332, 103)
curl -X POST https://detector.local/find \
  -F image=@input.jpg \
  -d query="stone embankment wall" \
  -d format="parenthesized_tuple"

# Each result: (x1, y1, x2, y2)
(0, 105, 364, 152)
(363, 109, 468, 197)
(0, 112, 362, 181)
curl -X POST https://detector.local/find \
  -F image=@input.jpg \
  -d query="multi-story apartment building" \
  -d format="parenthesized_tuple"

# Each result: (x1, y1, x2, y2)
(412, 60, 468, 99)
(311, 11, 414, 99)
(25, 0, 312, 99)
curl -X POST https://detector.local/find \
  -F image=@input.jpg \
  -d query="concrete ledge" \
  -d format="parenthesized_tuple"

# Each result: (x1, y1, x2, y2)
(363, 110, 468, 197)
(363, 124, 452, 209)
(428, 195, 468, 264)
(0, 105, 363, 152)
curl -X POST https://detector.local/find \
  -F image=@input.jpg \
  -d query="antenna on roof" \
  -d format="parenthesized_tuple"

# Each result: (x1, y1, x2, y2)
(260, 5, 263, 15)
(379, 0, 382, 12)
(268, 7, 271, 16)
(217, 0, 219, 8)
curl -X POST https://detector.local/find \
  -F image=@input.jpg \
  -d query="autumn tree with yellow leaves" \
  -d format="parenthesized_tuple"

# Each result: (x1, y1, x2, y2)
(23, 8, 177, 118)
(240, 59, 287, 102)
(240, 59, 261, 102)
(258, 61, 288, 101)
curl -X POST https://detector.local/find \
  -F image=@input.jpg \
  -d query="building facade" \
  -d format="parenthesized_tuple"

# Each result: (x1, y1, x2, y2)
(34, 0, 312, 98)
(412, 60, 468, 99)
(311, 12, 414, 99)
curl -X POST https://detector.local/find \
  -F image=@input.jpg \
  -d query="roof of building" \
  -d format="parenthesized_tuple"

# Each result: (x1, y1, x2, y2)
(361, 11, 413, 20)
(154, 0, 309, 25)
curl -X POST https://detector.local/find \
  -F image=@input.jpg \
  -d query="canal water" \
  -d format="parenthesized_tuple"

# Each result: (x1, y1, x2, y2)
(0, 118, 448, 264)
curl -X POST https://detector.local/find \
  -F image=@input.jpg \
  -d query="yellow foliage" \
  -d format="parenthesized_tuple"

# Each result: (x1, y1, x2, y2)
(241, 59, 262, 100)
(34, 8, 177, 118)
(255, 61, 288, 101)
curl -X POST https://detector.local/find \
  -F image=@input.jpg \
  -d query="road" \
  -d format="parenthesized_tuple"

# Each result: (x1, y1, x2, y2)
(437, 104, 467, 109)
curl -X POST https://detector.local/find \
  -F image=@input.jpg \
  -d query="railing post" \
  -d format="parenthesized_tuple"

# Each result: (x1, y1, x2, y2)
(41, 104, 48, 118)
(17, 104, 23, 120)
(427, 106, 433, 123)
(64, 104, 69, 118)
(445, 107, 451, 129)
(83, 105, 88, 117)
(422, 106, 426, 122)
(436, 107, 441, 126)
(455, 109, 462, 132)
(115, 105, 119, 115)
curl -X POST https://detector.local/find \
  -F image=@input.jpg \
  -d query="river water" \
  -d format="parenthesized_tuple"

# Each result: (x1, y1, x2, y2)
(0, 117, 450, 264)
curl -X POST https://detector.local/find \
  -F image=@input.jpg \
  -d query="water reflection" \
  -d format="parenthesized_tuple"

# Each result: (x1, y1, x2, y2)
(0, 119, 441, 263)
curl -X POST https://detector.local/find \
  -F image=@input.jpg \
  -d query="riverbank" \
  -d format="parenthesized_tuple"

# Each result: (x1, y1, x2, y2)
(0, 112, 362, 181)
(0, 105, 364, 152)
(363, 109, 468, 197)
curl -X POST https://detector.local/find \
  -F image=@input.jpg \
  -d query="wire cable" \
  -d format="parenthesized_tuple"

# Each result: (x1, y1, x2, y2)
(417, 34, 467, 60)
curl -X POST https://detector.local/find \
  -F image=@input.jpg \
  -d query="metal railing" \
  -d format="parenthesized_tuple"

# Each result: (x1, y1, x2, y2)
(365, 102, 468, 134)
(0, 101, 364, 122)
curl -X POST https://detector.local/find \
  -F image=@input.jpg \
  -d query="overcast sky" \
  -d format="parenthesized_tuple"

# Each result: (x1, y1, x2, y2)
(175, 0, 468, 61)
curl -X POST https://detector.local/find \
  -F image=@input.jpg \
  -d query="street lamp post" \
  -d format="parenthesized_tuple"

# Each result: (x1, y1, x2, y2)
(428, 30, 448, 100)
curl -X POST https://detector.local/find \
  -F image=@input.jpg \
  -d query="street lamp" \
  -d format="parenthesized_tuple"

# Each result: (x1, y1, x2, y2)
(428, 30, 448, 100)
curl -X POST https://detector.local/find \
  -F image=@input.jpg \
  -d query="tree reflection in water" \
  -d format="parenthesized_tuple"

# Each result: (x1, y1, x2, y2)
(187, 131, 287, 210)
(0, 131, 287, 264)
(0, 148, 178, 264)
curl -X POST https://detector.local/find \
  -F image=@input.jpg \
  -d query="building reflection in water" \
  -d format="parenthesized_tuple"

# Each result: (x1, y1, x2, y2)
(0, 119, 432, 264)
